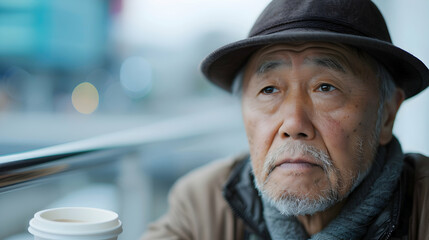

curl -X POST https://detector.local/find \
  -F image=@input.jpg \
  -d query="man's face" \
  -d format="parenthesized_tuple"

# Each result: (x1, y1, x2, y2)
(241, 42, 384, 215)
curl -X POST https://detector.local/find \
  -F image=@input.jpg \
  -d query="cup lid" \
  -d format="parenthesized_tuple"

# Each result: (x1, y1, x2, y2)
(28, 207, 122, 238)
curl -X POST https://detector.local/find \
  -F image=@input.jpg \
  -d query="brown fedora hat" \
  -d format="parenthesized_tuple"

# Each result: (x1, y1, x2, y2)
(200, 0, 429, 99)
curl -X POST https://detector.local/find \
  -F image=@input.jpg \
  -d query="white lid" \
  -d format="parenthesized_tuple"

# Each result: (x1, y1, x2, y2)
(28, 207, 122, 239)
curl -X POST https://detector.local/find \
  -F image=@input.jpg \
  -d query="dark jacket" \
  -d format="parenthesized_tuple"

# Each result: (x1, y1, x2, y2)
(142, 153, 429, 240)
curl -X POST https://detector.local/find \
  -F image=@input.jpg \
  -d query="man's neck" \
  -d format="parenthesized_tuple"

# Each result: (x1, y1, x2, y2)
(296, 199, 347, 236)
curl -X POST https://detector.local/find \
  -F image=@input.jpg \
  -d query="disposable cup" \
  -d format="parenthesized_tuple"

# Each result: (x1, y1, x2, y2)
(28, 207, 122, 240)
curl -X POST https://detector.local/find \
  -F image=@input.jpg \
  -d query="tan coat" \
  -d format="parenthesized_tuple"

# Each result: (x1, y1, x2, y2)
(141, 154, 429, 240)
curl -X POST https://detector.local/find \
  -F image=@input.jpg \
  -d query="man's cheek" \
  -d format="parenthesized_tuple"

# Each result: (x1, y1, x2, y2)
(319, 114, 367, 174)
(248, 130, 268, 171)
(319, 116, 350, 152)
(245, 116, 270, 150)
(245, 119, 274, 179)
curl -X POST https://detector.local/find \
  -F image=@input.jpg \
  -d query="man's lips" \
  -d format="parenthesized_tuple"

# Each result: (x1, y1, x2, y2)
(272, 158, 322, 171)
(276, 158, 320, 167)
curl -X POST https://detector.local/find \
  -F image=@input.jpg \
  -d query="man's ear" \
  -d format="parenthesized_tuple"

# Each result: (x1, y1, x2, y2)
(379, 88, 405, 145)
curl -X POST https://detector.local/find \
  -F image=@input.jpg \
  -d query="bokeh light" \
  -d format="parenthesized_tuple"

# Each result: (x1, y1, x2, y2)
(119, 56, 153, 98)
(71, 82, 99, 114)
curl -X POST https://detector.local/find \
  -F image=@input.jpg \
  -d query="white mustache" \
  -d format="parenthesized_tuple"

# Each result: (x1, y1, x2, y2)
(263, 142, 334, 177)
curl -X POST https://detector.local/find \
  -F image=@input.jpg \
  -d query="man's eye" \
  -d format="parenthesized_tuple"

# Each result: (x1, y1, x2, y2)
(317, 83, 336, 92)
(261, 86, 279, 94)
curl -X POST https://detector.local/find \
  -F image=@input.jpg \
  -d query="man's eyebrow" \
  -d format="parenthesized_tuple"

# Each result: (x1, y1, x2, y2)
(256, 60, 289, 74)
(304, 56, 347, 73)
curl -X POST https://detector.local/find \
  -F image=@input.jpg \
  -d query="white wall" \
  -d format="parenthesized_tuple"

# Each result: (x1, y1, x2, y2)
(375, 0, 429, 155)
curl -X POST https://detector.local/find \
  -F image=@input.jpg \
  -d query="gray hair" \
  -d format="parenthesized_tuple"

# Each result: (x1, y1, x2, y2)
(231, 70, 244, 98)
(373, 60, 396, 136)
(376, 61, 397, 106)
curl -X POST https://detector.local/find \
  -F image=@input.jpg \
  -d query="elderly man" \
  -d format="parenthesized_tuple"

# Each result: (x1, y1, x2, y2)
(142, 0, 429, 239)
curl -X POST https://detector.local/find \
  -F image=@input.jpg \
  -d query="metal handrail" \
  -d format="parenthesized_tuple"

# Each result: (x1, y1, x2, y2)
(0, 107, 244, 192)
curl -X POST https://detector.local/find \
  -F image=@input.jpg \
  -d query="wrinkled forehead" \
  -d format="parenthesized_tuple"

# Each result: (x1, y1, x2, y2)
(243, 42, 375, 78)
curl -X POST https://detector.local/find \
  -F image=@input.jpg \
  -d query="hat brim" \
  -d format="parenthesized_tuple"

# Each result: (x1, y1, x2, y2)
(200, 30, 429, 99)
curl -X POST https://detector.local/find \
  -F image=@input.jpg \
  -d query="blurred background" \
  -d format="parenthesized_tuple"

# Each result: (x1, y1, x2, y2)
(0, 0, 428, 239)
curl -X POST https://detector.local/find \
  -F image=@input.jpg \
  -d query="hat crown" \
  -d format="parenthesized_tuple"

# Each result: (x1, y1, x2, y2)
(249, 0, 391, 43)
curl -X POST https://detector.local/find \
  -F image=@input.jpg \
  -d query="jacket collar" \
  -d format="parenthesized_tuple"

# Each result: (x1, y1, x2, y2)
(223, 155, 270, 239)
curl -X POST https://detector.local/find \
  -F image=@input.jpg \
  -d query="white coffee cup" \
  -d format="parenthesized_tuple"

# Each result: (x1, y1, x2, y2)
(28, 207, 122, 240)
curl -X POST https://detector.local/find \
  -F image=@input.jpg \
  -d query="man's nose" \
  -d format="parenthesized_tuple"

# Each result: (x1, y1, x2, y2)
(278, 96, 315, 140)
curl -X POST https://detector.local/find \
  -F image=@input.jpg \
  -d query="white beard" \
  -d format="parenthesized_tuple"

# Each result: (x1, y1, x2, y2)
(253, 141, 371, 216)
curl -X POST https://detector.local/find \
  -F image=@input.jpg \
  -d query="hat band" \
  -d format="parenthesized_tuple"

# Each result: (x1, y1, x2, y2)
(249, 19, 392, 43)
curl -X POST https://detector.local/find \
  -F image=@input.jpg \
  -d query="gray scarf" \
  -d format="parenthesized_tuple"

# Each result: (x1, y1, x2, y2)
(262, 139, 404, 240)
